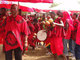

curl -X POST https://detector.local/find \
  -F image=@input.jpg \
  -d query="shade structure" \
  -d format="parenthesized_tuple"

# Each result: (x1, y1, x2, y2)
(0, 4, 11, 9)
(2, 0, 53, 3)
(42, 10, 50, 12)
(32, 8, 42, 12)
(0, 1, 12, 9)
(0, 4, 34, 12)
(32, 8, 51, 12)
(70, 11, 80, 14)
(20, 6, 34, 12)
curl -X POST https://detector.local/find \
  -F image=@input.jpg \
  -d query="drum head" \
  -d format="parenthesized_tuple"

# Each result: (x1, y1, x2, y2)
(37, 30, 47, 41)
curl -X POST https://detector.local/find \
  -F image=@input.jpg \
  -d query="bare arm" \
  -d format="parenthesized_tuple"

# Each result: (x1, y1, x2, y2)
(25, 36, 28, 46)
(22, 35, 28, 55)
(53, 20, 64, 27)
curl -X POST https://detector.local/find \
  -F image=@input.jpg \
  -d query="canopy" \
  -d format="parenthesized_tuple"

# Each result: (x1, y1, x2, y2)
(0, 4, 34, 12)
(2, 0, 53, 3)
(20, 6, 34, 12)
(0, 1, 52, 12)
(0, 4, 11, 9)
(19, 2, 51, 10)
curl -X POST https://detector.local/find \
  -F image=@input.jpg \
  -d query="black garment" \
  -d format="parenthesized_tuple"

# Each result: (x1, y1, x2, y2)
(75, 44, 80, 59)
(5, 47, 22, 60)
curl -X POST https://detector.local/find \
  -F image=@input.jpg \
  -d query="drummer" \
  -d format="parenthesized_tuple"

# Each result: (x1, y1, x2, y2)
(4, 4, 28, 60)
(44, 12, 56, 55)
(0, 8, 7, 52)
(44, 25, 52, 55)
(50, 16, 67, 60)
(31, 14, 41, 47)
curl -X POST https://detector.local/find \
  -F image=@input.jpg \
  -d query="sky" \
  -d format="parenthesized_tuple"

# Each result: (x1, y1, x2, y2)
(0, 0, 80, 10)
(19, 0, 80, 10)
(53, 0, 80, 11)
(54, 0, 78, 4)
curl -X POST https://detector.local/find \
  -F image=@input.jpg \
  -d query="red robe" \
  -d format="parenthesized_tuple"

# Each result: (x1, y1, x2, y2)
(40, 23, 43, 30)
(76, 23, 80, 45)
(64, 20, 73, 39)
(0, 15, 7, 44)
(62, 11, 74, 39)
(72, 19, 79, 40)
(28, 32, 35, 47)
(27, 21, 35, 47)
(4, 15, 28, 51)
(34, 23, 40, 33)
(50, 18, 63, 56)
(33, 23, 41, 42)
(27, 21, 35, 32)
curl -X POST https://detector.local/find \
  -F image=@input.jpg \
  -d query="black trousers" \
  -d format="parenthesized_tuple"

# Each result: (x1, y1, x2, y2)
(5, 47, 22, 60)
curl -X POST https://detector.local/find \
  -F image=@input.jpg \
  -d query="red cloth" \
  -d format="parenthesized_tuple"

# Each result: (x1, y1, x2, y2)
(50, 37, 63, 55)
(0, 4, 11, 9)
(62, 11, 72, 24)
(40, 24, 43, 30)
(62, 11, 74, 39)
(54, 18, 64, 37)
(50, 18, 63, 56)
(33, 23, 41, 42)
(27, 21, 35, 32)
(27, 26, 31, 35)
(6, 0, 53, 3)
(0, 4, 33, 12)
(0, 15, 7, 44)
(20, 6, 34, 12)
(76, 23, 80, 45)
(28, 32, 35, 47)
(4, 15, 28, 51)
(72, 19, 79, 40)
(44, 30, 51, 46)
(34, 23, 40, 33)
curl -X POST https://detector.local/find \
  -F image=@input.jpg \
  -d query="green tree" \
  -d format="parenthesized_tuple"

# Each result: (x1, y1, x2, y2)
(50, 3, 61, 8)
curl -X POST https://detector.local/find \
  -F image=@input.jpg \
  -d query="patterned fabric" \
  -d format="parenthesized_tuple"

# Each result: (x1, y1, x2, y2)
(4, 15, 28, 51)
(50, 18, 63, 56)
(0, 15, 7, 44)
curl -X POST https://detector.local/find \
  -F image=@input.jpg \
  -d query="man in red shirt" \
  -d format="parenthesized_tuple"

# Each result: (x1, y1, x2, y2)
(0, 8, 7, 53)
(0, 8, 7, 44)
(78, 14, 80, 22)
(75, 21, 80, 60)
(4, 4, 28, 60)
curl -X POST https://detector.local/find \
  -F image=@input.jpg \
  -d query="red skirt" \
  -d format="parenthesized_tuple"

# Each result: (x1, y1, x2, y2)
(50, 36, 63, 56)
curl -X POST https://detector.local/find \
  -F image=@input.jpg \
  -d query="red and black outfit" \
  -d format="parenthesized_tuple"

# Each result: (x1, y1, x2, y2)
(4, 15, 28, 60)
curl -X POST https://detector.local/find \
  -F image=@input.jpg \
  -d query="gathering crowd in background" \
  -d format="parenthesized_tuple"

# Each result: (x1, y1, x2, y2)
(0, 4, 80, 60)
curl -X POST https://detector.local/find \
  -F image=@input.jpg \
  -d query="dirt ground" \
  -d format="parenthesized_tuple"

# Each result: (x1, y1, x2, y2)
(0, 45, 72, 60)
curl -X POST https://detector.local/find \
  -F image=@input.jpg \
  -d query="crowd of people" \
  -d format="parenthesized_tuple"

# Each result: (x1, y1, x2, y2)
(0, 4, 80, 60)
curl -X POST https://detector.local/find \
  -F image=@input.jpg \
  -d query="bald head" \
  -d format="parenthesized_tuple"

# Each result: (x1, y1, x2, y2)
(10, 4, 18, 16)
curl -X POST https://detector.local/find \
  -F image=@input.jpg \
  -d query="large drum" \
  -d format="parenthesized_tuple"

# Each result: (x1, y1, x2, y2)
(37, 30, 47, 41)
